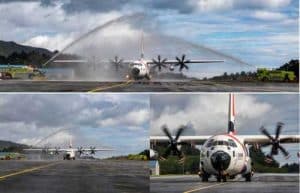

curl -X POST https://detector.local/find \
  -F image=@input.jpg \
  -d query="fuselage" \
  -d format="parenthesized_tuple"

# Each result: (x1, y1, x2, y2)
(63, 149, 76, 160)
(200, 134, 252, 177)
(126, 59, 150, 80)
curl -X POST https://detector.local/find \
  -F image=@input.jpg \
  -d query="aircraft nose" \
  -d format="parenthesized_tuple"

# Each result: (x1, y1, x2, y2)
(131, 67, 140, 76)
(210, 151, 231, 171)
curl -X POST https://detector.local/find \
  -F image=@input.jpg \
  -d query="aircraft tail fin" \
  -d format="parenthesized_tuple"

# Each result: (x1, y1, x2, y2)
(140, 30, 144, 58)
(69, 138, 73, 148)
(228, 93, 236, 135)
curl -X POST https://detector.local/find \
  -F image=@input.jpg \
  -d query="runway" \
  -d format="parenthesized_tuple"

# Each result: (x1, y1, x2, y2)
(150, 173, 299, 193)
(0, 160, 148, 193)
(0, 80, 298, 92)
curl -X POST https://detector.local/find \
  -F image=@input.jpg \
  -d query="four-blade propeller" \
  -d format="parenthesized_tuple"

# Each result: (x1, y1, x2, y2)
(90, 146, 96, 155)
(77, 147, 84, 155)
(260, 122, 291, 162)
(161, 125, 187, 160)
(110, 56, 124, 71)
(54, 147, 60, 155)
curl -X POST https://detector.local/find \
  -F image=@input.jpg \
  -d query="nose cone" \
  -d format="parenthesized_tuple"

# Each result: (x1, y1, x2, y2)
(210, 151, 231, 171)
(131, 67, 140, 76)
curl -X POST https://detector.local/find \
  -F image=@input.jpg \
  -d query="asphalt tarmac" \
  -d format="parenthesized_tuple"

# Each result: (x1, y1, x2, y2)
(0, 160, 149, 193)
(150, 174, 299, 193)
(0, 80, 298, 92)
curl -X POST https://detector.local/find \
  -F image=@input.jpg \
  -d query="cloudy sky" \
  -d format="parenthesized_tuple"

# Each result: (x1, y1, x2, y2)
(0, 94, 149, 157)
(0, 0, 298, 71)
(150, 93, 299, 164)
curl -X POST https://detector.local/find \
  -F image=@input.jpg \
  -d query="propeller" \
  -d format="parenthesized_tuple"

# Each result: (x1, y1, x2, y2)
(175, 54, 190, 71)
(90, 146, 96, 155)
(260, 122, 290, 162)
(160, 125, 187, 160)
(152, 55, 167, 71)
(77, 147, 84, 155)
(54, 147, 60, 155)
(110, 56, 124, 71)
(42, 147, 48, 154)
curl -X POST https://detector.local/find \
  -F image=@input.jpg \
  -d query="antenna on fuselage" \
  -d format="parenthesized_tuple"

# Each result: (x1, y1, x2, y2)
(140, 30, 144, 59)
(228, 93, 236, 134)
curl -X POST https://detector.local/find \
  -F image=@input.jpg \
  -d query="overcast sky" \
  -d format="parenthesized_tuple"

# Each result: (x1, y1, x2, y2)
(0, 94, 149, 157)
(150, 93, 299, 165)
(0, 0, 298, 72)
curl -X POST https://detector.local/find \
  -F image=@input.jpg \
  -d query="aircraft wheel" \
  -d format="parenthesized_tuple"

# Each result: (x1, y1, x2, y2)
(201, 173, 209, 182)
(245, 173, 252, 182)
(222, 176, 227, 182)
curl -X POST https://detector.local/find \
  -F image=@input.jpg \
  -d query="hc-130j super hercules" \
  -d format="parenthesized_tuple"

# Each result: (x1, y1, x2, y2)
(25, 140, 113, 160)
(53, 33, 224, 80)
(150, 94, 300, 182)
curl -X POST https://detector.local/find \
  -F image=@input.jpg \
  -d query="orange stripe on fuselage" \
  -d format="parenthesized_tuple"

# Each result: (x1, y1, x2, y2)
(225, 133, 248, 173)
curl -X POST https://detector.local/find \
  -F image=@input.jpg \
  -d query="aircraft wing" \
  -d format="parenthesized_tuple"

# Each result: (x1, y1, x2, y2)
(80, 148, 114, 152)
(239, 135, 300, 145)
(147, 59, 224, 65)
(53, 59, 133, 64)
(23, 148, 68, 152)
(150, 136, 211, 146)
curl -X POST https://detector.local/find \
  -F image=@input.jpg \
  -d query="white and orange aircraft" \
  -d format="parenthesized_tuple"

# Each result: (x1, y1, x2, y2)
(150, 94, 300, 182)
(24, 139, 114, 160)
(53, 33, 224, 80)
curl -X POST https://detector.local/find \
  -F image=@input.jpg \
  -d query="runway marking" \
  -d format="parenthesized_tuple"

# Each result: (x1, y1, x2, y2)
(88, 80, 133, 92)
(183, 183, 224, 193)
(0, 162, 59, 181)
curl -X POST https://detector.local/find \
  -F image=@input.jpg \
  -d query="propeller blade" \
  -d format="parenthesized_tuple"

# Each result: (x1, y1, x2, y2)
(175, 127, 185, 141)
(162, 126, 173, 141)
(260, 126, 274, 141)
(275, 122, 283, 140)
(278, 145, 289, 157)
(270, 145, 278, 156)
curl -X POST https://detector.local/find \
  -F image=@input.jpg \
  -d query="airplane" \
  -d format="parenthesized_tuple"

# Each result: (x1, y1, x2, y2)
(52, 32, 224, 80)
(24, 139, 114, 160)
(150, 94, 300, 182)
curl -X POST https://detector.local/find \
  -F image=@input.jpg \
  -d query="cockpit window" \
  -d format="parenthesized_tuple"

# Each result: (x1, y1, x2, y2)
(214, 140, 229, 146)
(209, 140, 229, 146)
(206, 139, 237, 147)
(228, 139, 237, 147)
(206, 139, 214, 147)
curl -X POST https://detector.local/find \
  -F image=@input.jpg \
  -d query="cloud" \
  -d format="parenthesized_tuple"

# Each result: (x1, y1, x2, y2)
(0, 0, 297, 71)
(251, 10, 287, 21)
(191, 0, 292, 12)
(0, 94, 149, 155)
(150, 94, 297, 136)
